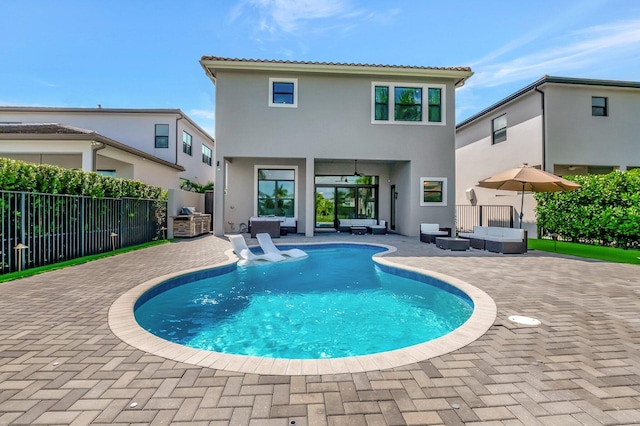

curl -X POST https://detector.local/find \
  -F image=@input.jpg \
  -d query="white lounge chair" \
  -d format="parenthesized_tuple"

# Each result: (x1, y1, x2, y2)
(228, 234, 285, 262)
(256, 233, 308, 258)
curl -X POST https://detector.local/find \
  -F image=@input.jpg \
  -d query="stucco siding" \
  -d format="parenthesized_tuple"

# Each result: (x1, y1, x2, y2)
(214, 69, 459, 236)
(545, 85, 640, 170)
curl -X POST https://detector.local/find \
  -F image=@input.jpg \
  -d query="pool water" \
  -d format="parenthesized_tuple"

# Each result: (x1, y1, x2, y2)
(134, 244, 473, 359)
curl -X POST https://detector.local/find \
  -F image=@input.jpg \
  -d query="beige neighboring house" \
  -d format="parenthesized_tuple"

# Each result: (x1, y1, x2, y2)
(0, 123, 185, 189)
(456, 76, 640, 237)
(200, 56, 473, 237)
(0, 106, 215, 190)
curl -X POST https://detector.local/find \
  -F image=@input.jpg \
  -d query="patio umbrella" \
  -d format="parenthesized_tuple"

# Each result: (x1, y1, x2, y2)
(477, 164, 580, 228)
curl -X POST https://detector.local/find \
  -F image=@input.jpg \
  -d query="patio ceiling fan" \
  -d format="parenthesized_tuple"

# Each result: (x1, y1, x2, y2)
(353, 160, 362, 177)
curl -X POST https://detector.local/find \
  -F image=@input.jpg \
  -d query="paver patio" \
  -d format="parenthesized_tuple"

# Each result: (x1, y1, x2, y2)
(1, 233, 639, 425)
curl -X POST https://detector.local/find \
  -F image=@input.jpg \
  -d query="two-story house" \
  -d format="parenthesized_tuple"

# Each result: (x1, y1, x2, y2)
(200, 57, 472, 237)
(0, 106, 215, 189)
(456, 76, 640, 237)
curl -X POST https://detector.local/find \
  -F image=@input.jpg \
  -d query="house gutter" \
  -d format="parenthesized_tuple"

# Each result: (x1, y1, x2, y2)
(534, 86, 546, 171)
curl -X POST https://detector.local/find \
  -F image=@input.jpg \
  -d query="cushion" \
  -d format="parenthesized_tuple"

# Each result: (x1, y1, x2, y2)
(420, 223, 440, 233)
(473, 226, 488, 236)
(487, 227, 504, 237)
(502, 228, 525, 239)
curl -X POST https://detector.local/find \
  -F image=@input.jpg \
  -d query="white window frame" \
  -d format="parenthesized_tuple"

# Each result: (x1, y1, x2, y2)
(182, 131, 192, 155)
(419, 177, 447, 206)
(269, 77, 298, 108)
(202, 144, 212, 166)
(492, 114, 507, 144)
(254, 165, 298, 218)
(371, 82, 446, 125)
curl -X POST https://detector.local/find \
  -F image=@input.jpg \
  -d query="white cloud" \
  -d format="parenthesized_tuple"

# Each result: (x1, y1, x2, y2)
(34, 78, 56, 88)
(187, 108, 215, 137)
(467, 18, 640, 89)
(188, 108, 215, 121)
(230, 0, 396, 36)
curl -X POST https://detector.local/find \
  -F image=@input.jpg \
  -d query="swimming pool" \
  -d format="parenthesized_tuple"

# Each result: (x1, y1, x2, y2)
(109, 241, 497, 375)
(134, 244, 474, 359)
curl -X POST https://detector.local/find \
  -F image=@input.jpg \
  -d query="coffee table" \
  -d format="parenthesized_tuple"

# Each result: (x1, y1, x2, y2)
(351, 226, 367, 235)
(436, 237, 470, 251)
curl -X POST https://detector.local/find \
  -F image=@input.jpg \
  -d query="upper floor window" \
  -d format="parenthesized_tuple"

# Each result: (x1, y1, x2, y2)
(372, 82, 445, 125)
(428, 88, 442, 122)
(155, 124, 169, 148)
(395, 87, 422, 121)
(269, 77, 298, 108)
(182, 131, 192, 155)
(374, 86, 389, 120)
(592, 96, 608, 116)
(492, 114, 507, 144)
(202, 144, 212, 166)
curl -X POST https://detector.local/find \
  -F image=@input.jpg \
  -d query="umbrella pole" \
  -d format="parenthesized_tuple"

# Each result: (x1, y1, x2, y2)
(519, 183, 525, 229)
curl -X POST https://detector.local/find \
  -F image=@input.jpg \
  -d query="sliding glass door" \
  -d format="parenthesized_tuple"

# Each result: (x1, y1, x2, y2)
(315, 187, 335, 228)
(315, 176, 378, 230)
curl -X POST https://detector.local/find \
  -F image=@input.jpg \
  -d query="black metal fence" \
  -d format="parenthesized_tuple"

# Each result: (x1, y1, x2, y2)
(1, 190, 167, 274)
(456, 205, 515, 233)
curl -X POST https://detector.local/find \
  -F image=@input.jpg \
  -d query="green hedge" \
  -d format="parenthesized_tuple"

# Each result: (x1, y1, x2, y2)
(0, 158, 167, 200)
(534, 169, 640, 248)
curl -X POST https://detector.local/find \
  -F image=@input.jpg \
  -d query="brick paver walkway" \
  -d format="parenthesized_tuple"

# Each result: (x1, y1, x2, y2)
(1, 233, 639, 425)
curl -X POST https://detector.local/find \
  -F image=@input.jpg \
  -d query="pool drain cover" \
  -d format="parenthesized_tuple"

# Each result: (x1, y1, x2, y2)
(508, 315, 540, 325)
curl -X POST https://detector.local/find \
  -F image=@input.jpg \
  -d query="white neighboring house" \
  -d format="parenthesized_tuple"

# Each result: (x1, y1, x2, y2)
(0, 107, 215, 190)
(456, 76, 640, 237)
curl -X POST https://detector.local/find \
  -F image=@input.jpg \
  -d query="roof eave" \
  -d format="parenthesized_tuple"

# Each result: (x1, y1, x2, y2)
(0, 133, 185, 172)
(199, 58, 473, 84)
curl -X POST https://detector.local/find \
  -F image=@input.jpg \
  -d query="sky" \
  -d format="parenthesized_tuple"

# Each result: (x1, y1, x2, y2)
(1, 0, 640, 137)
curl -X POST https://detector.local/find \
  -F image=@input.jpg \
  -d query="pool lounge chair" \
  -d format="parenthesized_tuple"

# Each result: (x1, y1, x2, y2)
(228, 234, 285, 262)
(256, 233, 308, 258)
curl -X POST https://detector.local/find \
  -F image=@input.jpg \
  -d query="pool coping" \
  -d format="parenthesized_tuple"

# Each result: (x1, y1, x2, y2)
(108, 242, 497, 375)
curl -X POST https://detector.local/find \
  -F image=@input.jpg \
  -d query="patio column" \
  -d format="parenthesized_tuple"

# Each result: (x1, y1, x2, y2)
(305, 157, 315, 237)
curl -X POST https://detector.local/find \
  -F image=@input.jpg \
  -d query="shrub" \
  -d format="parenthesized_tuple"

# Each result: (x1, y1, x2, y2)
(535, 169, 640, 248)
(0, 158, 167, 200)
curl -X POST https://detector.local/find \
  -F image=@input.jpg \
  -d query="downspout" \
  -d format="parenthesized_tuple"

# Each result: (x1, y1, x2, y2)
(92, 142, 106, 171)
(534, 86, 546, 171)
(175, 114, 184, 166)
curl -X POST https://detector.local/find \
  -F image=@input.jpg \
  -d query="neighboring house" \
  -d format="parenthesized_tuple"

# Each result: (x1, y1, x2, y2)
(200, 56, 473, 237)
(0, 106, 215, 190)
(456, 76, 640, 237)
(0, 123, 185, 189)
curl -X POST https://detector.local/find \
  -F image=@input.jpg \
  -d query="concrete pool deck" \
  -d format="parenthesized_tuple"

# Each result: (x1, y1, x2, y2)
(1, 233, 639, 425)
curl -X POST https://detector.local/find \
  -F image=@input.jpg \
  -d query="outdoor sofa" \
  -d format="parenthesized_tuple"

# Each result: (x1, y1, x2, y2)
(419, 223, 450, 243)
(249, 216, 297, 237)
(458, 226, 527, 254)
(338, 219, 387, 234)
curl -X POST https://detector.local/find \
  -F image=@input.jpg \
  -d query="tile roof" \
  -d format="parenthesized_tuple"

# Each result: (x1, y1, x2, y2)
(200, 56, 472, 72)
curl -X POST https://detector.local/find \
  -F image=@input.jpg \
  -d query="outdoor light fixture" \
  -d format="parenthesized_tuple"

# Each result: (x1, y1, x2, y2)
(353, 160, 362, 177)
